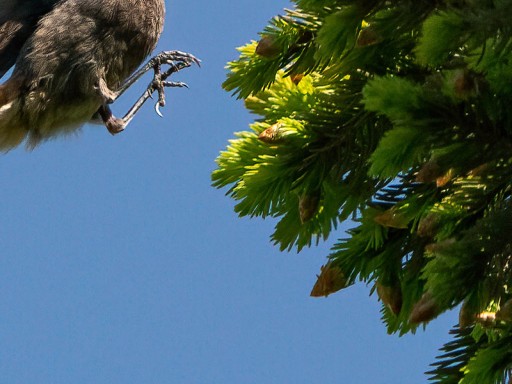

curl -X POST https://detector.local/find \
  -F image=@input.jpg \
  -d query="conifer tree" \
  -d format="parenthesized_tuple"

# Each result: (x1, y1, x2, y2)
(212, 1, 512, 381)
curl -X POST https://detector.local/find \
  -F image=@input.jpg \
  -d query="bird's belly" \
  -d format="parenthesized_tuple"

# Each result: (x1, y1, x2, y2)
(23, 89, 101, 138)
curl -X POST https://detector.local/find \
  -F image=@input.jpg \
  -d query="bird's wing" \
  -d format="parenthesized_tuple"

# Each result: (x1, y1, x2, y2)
(0, 0, 59, 77)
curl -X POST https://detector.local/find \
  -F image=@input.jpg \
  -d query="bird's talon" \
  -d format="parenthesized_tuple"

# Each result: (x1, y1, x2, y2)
(162, 81, 188, 88)
(155, 102, 163, 117)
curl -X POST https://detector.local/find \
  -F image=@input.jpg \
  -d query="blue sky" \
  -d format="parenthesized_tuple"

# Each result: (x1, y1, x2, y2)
(0, 1, 458, 382)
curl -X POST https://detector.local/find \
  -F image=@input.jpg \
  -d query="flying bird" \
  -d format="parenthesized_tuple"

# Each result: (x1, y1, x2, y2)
(0, 0, 198, 150)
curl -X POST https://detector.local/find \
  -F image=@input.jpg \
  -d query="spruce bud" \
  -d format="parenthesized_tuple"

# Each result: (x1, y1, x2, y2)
(417, 213, 440, 239)
(416, 160, 442, 183)
(374, 207, 409, 229)
(409, 292, 439, 324)
(310, 263, 347, 297)
(497, 299, 512, 322)
(290, 73, 304, 85)
(376, 281, 402, 315)
(356, 26, 381, 47)
(256, 36, 281, 59)
(258, 123, 284, 144)
(458, 300, 475, 328)
(299, 192, 321, 223)
(452, 69, 475, 99)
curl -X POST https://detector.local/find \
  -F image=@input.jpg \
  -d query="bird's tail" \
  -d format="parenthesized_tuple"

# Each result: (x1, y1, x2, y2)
(0, 76, 28, 150)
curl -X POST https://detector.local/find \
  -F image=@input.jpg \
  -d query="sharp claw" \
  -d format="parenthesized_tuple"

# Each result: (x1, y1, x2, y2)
(156, 51, 201, 68)
(184, 56, 201, 67)
(155, 102, 163, 117)
(192, 58, 201, 67)
(162, 81, 188, 88)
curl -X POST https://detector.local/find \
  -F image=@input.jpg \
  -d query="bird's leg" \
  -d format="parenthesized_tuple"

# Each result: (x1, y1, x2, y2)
(96, 50, 199, 135)
(97, 104, 125, 135)
(96, 77, 118, 104)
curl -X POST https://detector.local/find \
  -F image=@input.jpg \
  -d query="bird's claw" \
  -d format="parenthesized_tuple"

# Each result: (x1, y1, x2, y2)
(155, 102, 163, 117)
(155, 93, 165, 117)
(151, 79, 188, 117)
(148, 62, 191, 118)
(163, 81, 188, 89)
(151, 50, 201, 68)
(112, 50, 199, 128)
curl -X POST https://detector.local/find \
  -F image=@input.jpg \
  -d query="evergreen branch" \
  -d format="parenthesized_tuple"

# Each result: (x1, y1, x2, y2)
(427, 326, 484, 383)
(216, 0, 512, 381)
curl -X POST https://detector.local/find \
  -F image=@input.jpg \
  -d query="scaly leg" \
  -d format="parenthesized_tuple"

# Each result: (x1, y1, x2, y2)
(97, 50, 200, 134)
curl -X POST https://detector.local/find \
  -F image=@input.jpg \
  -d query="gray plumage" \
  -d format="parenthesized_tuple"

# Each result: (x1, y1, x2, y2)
(0, 0, 165, 149)
(0, 0, 59, 77)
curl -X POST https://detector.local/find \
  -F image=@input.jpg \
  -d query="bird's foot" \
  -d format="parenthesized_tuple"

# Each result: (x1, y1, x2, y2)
(134, 51, 200, 117)
(97, 50, 200, 134)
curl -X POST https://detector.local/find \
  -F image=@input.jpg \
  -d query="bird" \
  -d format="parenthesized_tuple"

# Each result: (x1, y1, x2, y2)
(0, 0, 199, 150)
